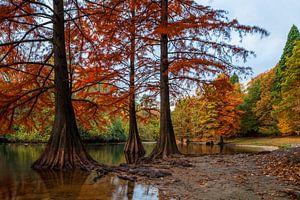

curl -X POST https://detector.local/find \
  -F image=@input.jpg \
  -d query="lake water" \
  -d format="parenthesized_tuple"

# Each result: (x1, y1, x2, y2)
(0, 143, 269, 199)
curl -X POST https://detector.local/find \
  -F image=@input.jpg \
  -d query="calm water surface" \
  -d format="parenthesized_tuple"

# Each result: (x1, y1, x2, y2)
(0, 143, 267, 199)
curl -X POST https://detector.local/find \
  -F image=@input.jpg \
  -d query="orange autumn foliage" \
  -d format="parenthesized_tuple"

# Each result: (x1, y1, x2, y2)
(173, 74, 243, 141)
(204, 74, 243, 137)
(0, 0, 267, 135)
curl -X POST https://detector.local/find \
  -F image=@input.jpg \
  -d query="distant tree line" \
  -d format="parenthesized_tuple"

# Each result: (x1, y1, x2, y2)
(172, 25, 300, 141)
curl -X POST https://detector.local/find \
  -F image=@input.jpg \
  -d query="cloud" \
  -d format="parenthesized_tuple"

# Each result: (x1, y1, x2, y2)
(198, 0, 300, 79)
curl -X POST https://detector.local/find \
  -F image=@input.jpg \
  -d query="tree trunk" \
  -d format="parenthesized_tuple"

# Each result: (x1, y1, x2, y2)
(32, 0, 98, 170)
(149, 0, 180, 159)
(124, 2, 146, 163)
(218, 136, 225, 146)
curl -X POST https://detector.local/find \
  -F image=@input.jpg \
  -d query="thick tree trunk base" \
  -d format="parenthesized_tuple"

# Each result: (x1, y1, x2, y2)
(124, 124, 145, 164)
(148, 143, 181, 161)
(124, 151, 145, 164)
(32, 151, 99, 171)
(32, 132, 99, 171)
(124, 141, 146, 156)
(124, 144, 145, 164)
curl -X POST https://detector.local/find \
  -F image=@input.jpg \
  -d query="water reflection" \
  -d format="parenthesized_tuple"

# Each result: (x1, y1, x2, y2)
(0, 144, 160, 200)
(37, 170, 89, 199)
(0, 169, 46, 199)
(86, 143, 154, 165)
(0, 170, 159, 199)
(0, 143, 267, 199)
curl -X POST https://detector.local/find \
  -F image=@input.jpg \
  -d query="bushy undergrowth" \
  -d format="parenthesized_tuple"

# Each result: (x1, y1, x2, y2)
(5, 128, 50, 143)
(80, 120, 127, 143)
(2, 117, 162, 143)
(4, 120, 128, 143)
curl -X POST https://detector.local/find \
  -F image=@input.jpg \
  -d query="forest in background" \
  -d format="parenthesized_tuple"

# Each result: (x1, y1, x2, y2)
(0, 2, 299, 198)
(173, 25, 300, 142)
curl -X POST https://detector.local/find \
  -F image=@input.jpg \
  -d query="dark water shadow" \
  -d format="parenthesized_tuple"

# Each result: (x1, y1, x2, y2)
(35, 170, 159, 200)
(36, 170, 89, 199)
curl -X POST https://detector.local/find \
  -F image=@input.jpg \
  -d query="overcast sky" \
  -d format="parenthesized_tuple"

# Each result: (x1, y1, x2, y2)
(199, 0, 300, 80)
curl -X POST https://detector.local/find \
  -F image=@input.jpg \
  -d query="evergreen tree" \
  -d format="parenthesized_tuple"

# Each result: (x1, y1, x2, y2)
(277, 41, 300, 135)
(230, 73, 239, 84)
(239, 79, 261, 136)
(273, 25, 300, 95)
(279, 25, 300, 71)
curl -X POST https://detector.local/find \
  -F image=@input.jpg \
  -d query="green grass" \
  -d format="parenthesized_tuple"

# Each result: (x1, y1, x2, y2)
(228, 136, 300, 148)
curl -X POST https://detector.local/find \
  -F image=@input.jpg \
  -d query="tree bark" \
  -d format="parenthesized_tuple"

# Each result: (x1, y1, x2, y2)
(32, 0, 98, 170)
(149, 0, 180, 159)
(124, 2, 146, 162)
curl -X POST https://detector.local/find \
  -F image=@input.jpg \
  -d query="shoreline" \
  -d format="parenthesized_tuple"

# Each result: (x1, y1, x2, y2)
(226, 143, 279, 151)
(138, 147, 300, 199)
(0, 140, 156, 145)
(0, 139, 298, 150)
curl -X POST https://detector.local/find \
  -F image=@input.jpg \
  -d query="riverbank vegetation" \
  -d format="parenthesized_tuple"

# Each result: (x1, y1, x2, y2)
(2, 23, 300, 146)
(4, 24, 300, 146)
(0, 0, 298, 174)
(172, 25, 300, 143)
(1, 1, 300, 200)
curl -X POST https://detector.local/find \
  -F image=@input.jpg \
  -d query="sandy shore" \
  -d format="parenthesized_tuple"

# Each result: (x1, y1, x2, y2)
(137, 148, 300, 200)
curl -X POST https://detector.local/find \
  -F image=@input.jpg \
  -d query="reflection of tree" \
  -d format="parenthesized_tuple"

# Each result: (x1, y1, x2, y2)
(178, 143, 227, 155)
(87, 144, 125, 165)
(220, 144, 224, 153)
(111, 144, 124, 164)
(0, 172, 46, 199)
(0, 144, 44, 174)
(0, 144, 162, 199)
(0, 167, 159, 200)
(0, 157, 14, 200)
(37, 170, 89, 200)
(0, 145, 47, 199)
(127, 181, 134, 200)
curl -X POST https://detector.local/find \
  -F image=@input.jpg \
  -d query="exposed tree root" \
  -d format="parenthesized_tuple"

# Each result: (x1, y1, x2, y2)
(32, 140, 101, 171)
(117, 175, 137, 182)
(91, 156, 193, 182)
(32, 155, 100, 171)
